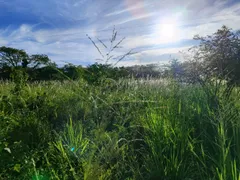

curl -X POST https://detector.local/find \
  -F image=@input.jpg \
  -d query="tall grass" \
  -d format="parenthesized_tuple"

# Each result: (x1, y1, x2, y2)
(0, 78, 240, 179)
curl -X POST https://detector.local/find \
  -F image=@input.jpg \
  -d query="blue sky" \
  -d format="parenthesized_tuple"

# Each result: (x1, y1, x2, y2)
(0, 0, 240, 66)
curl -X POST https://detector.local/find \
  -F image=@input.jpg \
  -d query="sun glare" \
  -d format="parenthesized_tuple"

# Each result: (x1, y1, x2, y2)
(154, 17, 180, 44)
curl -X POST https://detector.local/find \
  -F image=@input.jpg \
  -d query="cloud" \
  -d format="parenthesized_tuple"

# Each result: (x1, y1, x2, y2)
(132, 45, 190, 64)
(113, 12, 156, 26)
(1, 0, 240, 66)
(0, 25, 103, 66)
(105, 3, 145, 17)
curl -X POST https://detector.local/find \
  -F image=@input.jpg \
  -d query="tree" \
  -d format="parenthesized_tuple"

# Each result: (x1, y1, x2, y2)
(0, 46, 28, 68)
(180, 60, 205, 84)
(0, 46, 52, 69)
(169, 59, 184, 80)
(0, 46, 57, 81)
(189, 26, 240, 86)
(126, 64, 162, 79)
(23, 54, 51, 69)
(62, 64, 84, 80)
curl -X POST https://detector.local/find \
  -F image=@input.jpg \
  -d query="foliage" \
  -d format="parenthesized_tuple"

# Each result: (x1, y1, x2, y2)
(0, 77, 240, 179)
(1, 26, 240, 179)
(176, 26, 240, 86)
(0, 46, 28, 68)
(125, 64, 162, 79)
(0, 46, 52, 69)
(10, 68, 29, 93)
(84, 63, 128, 84)
(192, 26, 240, 84)
(62, 64, 84, 80)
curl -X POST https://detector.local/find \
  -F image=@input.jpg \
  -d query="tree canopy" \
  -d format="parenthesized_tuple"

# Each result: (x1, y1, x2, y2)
(167, 26, 240, 88)
(190, 26, 240, 85)
(0, 46, 28, 68)
(0, 46, 52, 69)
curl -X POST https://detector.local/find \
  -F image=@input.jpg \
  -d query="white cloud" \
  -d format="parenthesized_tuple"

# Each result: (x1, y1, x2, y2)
(140, 46, 191, 56)
(1, 0, 240, 66)
(105, 3, 145, 17)
(114, 12, 155, 26)
(0, 25, 103, 65)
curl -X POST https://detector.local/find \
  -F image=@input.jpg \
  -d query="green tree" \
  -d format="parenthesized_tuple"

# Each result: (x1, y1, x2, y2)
(62, 64, 84, 80)
(0, 46, 57, 81)
(168, 59, 184, 81)
(190, 26, 240, 86)
(23, 54, 51, 69)
(0, 46, 28, 68)
(0, 46, 52, 69)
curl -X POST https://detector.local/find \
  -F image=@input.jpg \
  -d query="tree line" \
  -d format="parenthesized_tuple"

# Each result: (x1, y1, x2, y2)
(1, 26, 240, 88)
(0, 47, 164, 83)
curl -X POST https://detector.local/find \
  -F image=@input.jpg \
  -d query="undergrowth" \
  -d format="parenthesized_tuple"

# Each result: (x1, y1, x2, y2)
(0, 78, 240, 179)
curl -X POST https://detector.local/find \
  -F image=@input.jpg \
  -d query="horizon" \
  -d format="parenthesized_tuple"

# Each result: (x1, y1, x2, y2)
(0, 0, 240, 66)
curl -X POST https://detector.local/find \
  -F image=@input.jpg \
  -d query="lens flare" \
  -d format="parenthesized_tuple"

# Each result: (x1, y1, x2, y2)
(124, 0, 149, 20)
(154, 17, 181, 44)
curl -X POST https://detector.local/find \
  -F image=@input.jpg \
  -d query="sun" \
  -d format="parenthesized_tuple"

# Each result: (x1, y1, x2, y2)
(154, 17, 180, 44)
(161, 23, 175, 38)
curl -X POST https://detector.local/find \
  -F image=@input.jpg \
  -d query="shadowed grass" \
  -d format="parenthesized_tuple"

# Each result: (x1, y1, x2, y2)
(0, 79, 240, 179)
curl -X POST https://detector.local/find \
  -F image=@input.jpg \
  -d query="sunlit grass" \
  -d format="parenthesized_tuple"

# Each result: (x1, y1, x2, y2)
(0, 78, 240, 179)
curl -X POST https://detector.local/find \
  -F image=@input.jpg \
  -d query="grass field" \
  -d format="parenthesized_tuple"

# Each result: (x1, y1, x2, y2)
(1, 78, 240, 179)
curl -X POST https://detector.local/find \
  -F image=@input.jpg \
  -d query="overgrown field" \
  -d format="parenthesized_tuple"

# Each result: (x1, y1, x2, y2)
(1, 79, 240, 180)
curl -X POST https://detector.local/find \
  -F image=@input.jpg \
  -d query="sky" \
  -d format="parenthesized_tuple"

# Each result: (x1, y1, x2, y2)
(0, 0, 240, 67)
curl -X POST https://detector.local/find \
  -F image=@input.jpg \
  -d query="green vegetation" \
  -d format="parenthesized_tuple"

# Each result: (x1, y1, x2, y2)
(1, 78, 240, 179)
(1, 26, 240, 179)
